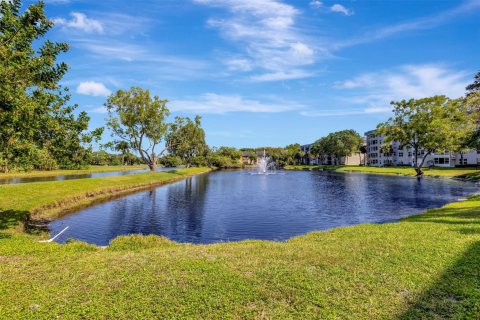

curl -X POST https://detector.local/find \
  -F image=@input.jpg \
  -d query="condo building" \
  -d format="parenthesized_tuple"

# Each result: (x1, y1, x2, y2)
(365, 130, 479, 167)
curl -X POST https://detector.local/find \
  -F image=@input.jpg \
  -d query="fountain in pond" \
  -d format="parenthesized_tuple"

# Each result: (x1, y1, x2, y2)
(256, 150, 275, 174)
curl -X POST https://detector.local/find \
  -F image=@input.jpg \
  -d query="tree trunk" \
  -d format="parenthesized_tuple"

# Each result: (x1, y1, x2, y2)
(148, 163, 155, 171)
(414, 167, 423, 176)
(415, 152, 430, 176)
(413, 148, 423, 176)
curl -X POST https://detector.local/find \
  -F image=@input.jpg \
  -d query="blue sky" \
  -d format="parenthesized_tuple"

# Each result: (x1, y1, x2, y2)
(35, 0, 480, 148)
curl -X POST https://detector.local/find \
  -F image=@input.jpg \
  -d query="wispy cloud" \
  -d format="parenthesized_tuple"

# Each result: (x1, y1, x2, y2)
(302, 64, 470, 117)
(330, 4, 354, 16)
(301, 106, 391, 117)
(335, 64, 470, 105)
(309, 0, 323, 9)
(54, 12, 103, 33)
(194, 0, 316, 81)
(171, 93, 304, 114)
(251, 70, 313, 82)
(90, 106, 108, 114)
(77, 81, 112, 96)
(335, 0, 480, 49)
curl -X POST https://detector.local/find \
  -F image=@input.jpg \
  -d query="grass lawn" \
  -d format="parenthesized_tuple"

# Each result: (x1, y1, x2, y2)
(284, 165, 480, 179)
(0, 165, 148, 179)
(0, 167, 210, 225)
(1, 167, 479, 319)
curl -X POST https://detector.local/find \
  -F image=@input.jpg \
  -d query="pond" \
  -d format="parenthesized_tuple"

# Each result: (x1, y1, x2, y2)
(49, 170, 479, 245)
(0, 167, 175, 185)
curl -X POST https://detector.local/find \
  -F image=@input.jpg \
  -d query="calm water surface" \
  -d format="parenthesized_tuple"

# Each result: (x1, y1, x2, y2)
(0, 167, 176, 185)
(49, 170, 479, 245)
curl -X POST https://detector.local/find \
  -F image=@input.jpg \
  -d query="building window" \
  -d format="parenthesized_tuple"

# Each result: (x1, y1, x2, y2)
(399, 152, 403, 157)
(435, 157, 450, 165)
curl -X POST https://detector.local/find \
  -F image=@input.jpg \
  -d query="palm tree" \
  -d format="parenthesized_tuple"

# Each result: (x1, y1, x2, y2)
(115, 141, 131, 165)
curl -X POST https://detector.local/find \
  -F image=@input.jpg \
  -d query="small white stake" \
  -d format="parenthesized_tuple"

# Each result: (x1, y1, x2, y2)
(39, 226, 69, 243)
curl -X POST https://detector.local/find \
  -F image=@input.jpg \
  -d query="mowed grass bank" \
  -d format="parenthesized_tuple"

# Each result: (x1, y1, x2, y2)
(285, 164, 480, 179)
(1, 195, 480, 318)
(0, 165, 148, 179)
(0, 167, 210, 227)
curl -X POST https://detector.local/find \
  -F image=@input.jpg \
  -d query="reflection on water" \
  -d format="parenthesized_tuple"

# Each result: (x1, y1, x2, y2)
(0, 167, 176, 185)
(49, 170, 479, 245)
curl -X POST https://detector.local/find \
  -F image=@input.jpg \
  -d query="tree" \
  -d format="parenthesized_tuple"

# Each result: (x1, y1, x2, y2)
(377, 96, 475, 176)
(284, 144, 302, 165)
(359, 145, 367, 166)
(166, 115, 208, 167)
(207, 147, 242, 168)
(466, 70, 480, 96)
(114, 141, 131, 166)
(311, 138, 328, 164)
(105, 87, 171, 171)
(0, 0, 102, 172)
(311, 130, 362, 165)
(457, 71, 480, 155)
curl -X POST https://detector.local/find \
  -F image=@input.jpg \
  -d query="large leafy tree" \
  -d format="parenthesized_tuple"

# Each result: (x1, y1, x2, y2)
(311, 130, 362, 165)
(377, 96, 475, 176)
(105, 87, 170, 171)
(283, 143, 303, 165)
(105, 87, 205, 171)
(207, 147, 242, 168)
(461, 71, 480, 150)
(0, 0, 102, 172)
(166, 115, 208, 167)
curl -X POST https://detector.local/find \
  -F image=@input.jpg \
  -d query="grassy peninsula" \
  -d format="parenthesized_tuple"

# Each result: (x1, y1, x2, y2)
(0, 167, 210, 228)
(0, 165, 148, 180)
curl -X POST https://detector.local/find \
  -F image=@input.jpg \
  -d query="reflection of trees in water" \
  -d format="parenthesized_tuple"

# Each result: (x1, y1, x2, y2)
(165, 174, 209, 242)
(106, 190, 162, 239)
(104, 175, 209, 243)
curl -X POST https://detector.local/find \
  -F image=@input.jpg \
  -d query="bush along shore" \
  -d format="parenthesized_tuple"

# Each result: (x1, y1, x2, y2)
(284, 165, 480, 180)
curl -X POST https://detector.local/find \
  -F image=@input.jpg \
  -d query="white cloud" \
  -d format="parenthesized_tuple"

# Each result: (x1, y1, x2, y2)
(77, 81, 112, 96)
(330, 4, 354, 16)
(171, 93, 303, 114)
(194, 0, 316, 81)
(309, 0, 323, 9)
(300, 106, 391, 117)
(224, 58, 253, 71)
(334, 1, 480, 49)
(335, 64, 470, 106)
(334, 74, 377, 89)
(302, 64, 470, 118)
(54, 12, 103, 33)
(251, 70, 313, 82)
(90, 106, 108, 114)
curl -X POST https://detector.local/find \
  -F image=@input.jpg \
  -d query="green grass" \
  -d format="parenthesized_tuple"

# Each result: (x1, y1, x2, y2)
(0, 165, 148, 179)
(0, 167, 210, 226)
(1, 196, 480, 318)
(1, 167, 480, 318)
(284, 165, 480, 179)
